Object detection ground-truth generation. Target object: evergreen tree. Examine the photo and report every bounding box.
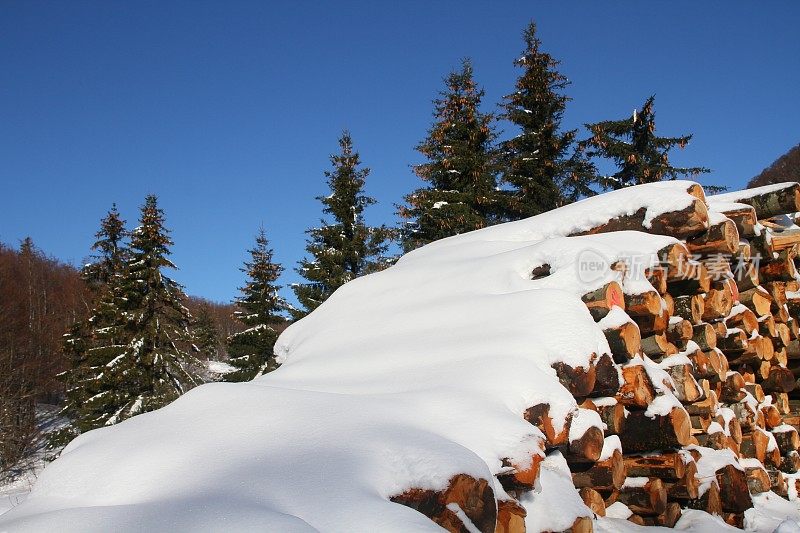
[82,204,127,290]
[193,303,220,361]
[498,22,596,219]
[55,196,203,441]
[104,194,204,422]
[54,284,128,443]
[54,208,131,444]
[581,96,709,190]
[226,228,287,381]
[293,131,392,317]
[398,59,499,252]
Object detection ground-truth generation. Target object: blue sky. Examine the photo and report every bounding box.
[2,1,798,304]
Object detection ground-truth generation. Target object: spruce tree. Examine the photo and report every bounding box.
[193,303,220,361]
[226,228,287,381]
[54,208,131,444]
[498,22,596,219]
[103,194,204,423]
[55,196,203,439]
[82,204,127,290]
[581,96,709,190]
[398,59,499,252]
[292,131,392,317]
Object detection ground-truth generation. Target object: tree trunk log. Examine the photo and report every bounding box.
[716,464,753,513]
[571,448,626,492]
[570,197,709,240]
[720,182,800,220]
[390,474,496,533]
[617,364,656,408]
[619,407,691,452]
[582,281,625,321]
[686,217,739,255]
[603,320,641,363]
[673,294,704,324]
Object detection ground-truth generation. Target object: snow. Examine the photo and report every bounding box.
[675,509,742,532]
[568,408,603,442]
[707,209,732,225]
[746,492,800,532]
[518,452,591,532]
[622,476,650,489]
[598,435,622,461]
[689,446,742,496]
[207,360,236,375]
[711,182,798,204]
[706,199,754,213]
[2,180,798,532]
[598,305,632,329]
[605,501,633,519]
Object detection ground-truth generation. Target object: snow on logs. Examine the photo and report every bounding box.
[195,180,800,533]
[390,474,497,533]
[504,181,800,531]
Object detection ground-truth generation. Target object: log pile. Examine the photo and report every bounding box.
[391,182,800,532]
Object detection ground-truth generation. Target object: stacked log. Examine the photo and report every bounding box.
[563,183,800,530]
[392,182,800,532]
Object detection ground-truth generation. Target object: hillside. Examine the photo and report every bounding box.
[748,144,800,189]
[3,182,800,532]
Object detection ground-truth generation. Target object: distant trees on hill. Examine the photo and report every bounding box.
[748,143,800,188]
[0,239,89,480]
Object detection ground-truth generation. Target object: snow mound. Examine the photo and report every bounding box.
[0,181,792,532]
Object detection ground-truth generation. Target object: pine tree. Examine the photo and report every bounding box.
[54,209,131,444]
[292,131,392,317]
[103,194,204,423]
[82,204,127,290]
[55,196,204,441]
[398,59,499,252]
[193,303,220,361]
[581,96,709,190]
[498,22,596,219]
[226,228,287,381]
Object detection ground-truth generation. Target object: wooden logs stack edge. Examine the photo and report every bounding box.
[391,182,800,532]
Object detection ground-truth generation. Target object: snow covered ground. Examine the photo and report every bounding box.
[2,181,800,531]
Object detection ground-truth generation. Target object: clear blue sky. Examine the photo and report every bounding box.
[2,1,799,304]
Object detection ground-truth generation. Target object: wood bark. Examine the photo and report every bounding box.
[602,320,641,363]
[390,474,496,533]
[723,182,800,219]
[686,217,739,255]
[570,198,709,240]
[612,478,667,516]
[582,281,625,321]
[571,448,626,492]
[673,294,704,324]
[616,364,656,408]
[619,407,691,452]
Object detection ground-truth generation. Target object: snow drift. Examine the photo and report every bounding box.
[2,181,800,532]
